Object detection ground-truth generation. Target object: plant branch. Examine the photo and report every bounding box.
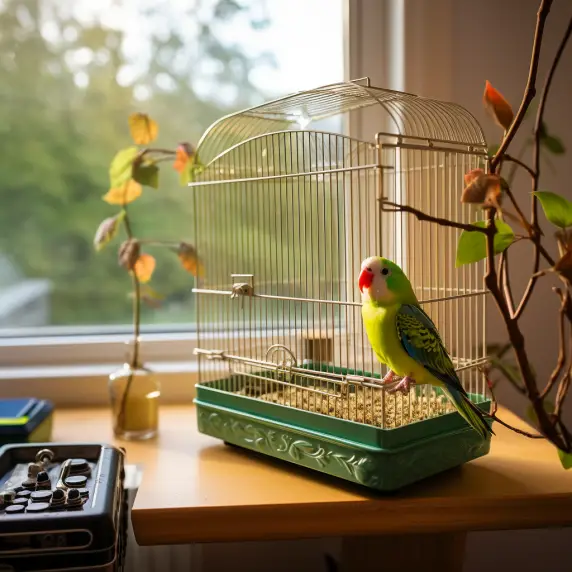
[541,287,569,399]
[515,13,572,321]
[506,140,532,186]
[490,0,553,171]
[555,371,571,419]
[503,154,536,179]
[503,186,533,231]
[138,239,180,248]
[513,245,542,319]
[116,205,142,433]
[499,252,515,316]
[482,367,543,438]
[533,12,572,210]
[495,361,527,394]
[483,206,567,447]
[380,200,488,234]
[487,412,545,439]
[140,148,177,157]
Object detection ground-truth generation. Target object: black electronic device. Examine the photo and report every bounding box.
[0,443,127,571]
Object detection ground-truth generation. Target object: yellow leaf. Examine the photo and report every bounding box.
[133,253,156,283]
[103,180,142,205]
[177,242,204,278]
[483,80,514,131]
[128,112,159,145]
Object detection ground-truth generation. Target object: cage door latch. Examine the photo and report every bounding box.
[230,274,255,309]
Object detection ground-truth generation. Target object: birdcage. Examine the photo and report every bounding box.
[190,78,492,491]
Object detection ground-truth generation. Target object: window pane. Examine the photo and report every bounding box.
[0,0,343,334]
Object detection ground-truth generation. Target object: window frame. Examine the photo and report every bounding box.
[0,0,454,405]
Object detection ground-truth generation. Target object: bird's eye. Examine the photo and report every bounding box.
[381,268,390,276]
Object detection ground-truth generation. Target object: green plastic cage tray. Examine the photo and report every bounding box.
[195,364,492,492]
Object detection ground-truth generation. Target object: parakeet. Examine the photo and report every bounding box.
[358,256,492,439]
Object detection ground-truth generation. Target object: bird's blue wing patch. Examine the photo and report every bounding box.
[396,304,467,394]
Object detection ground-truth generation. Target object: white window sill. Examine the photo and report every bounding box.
[0,362,198,407]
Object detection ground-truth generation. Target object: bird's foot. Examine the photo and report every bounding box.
[388,376,415,394]
[380,370,395,385]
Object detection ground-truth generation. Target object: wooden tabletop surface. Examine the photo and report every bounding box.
[53,405,572,546]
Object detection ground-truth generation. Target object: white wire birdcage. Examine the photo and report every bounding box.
[190,78,489,431]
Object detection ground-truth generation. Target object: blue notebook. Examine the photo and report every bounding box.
[0,398,37,421]
[0,398,54,443]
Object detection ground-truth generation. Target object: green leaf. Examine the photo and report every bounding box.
[109,146,139,188]
[455,220,515,267]
[179,161,203,186]
[558,449,572,470]
[179,163,193,186]
[133,162,159,189]
[487,144,500,157]
[533,191,572,229]
[541,134,565,155]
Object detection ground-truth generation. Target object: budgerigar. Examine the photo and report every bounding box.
[358,256,492,439]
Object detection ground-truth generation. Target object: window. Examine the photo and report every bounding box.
[0,0,343,369]
[0,0,454,402]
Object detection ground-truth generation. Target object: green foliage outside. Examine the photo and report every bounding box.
[0,0,272,326]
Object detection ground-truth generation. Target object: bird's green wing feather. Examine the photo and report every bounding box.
[396,304,467,394]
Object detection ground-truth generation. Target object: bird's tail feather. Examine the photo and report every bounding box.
[443,386,493,439]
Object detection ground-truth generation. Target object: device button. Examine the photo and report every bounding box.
[35,472,51,490]
[5,504,25,514]
[31,491,52,503]
[66,489,82,509]
[21,479,36,490]
[68,459,90,476]
[26,502,49,513]
[12,498,28,507]
[50,489,66,509]
[15,490,30,499]
[64,475,87,488]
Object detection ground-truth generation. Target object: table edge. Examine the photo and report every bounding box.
[131,492,572,545]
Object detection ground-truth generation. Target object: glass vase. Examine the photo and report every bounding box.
[108,359,160,440]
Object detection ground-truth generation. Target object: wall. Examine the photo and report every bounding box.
[451,0,572,570]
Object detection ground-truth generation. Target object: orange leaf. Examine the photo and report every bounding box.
[483,80,514,131]
[103,180,142,205]
[461,172,504,208]
[177,242,204,278]
[133,253,156,283]
[118,239,141,271]
[128,113,158,145]
[173,143,195,173]
[464,168,485,187]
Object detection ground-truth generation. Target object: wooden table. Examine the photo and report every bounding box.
[53,405,572,572]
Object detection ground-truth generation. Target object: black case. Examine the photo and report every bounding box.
[0,443,127,571]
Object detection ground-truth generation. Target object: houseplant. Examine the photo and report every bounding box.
[93,113,203,439]
[389,0,572,467]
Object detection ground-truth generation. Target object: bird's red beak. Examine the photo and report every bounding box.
[359,268,373,293]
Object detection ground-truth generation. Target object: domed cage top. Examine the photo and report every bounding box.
[190,78,489,433]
